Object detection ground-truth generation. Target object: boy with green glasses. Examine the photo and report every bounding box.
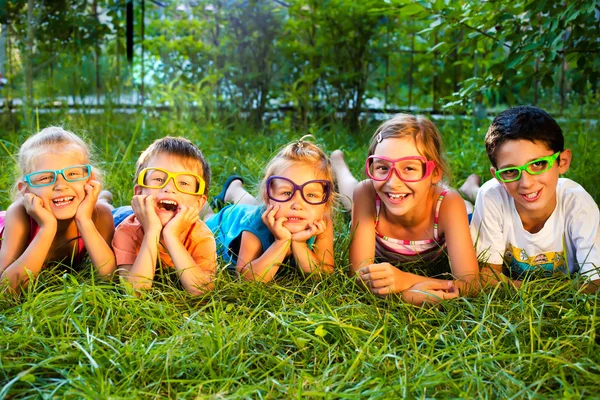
[469,106,599,290]
[112,137,217,295]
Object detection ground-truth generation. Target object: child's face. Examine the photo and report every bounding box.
[19,150,91,220]
[491,139,571,221]
[134,153,207,226]
[370,137,440,218]
[266,164,328,234]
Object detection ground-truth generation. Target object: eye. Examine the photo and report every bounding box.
[153,177,165,183]
[38,175,52,182]
[502,168,519,177]
[530,160,548,169]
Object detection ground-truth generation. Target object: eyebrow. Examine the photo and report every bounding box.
[497,153,554,169]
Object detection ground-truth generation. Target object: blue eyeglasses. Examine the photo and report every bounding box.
[23,165,92,187]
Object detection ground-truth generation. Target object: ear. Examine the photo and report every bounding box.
[134,185,143,195]
[195,194,207,209]
[17,180,29,194]
[490,167,501,183]
[558,149,572,174]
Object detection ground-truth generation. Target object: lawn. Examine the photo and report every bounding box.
[1,111,599,398]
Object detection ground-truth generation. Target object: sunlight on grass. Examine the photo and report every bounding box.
[0,113,598,397]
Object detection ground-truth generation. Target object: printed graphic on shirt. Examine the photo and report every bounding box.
[503,242,566,279]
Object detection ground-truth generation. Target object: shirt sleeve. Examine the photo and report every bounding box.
[188,223,218,273]
[112,219,143,266]
[565,192,600,281]
[470,182,506,265]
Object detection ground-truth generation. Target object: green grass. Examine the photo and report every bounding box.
[1,111,599,397]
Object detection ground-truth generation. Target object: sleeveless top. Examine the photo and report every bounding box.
[0,210,86,266]
[374,189,448,264]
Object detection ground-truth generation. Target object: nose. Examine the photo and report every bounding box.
[519,170,535,188]
[162,177,178,193]
[53,173,68,189]
[386,166,406,187]
[289,189,305,210]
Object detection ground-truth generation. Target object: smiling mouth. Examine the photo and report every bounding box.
[52,196,74,207]
[158,199,178,212]
[387,193,409,202]
[521,190,541,201]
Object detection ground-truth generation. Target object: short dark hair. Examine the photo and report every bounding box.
[135,136,211,195]
[485,106,564,168]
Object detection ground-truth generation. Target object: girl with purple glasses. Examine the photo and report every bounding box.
[332,114,478,305]
[204,136,335,282]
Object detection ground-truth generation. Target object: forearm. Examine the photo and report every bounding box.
[291,241,334,276]
[239,239,290,282]
[123,231,160,290]
[480,264,521,288]
[77,219,116,278]
[2,227,55,292]
[163,236,214,295]
[580,278,600,294]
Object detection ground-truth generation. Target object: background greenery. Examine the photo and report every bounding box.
[1,0,599,397]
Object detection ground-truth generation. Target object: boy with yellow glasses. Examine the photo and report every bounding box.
[112,137,216,295]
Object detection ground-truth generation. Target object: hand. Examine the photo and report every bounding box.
[131,195,162,234]
[357,262,403,296]
[75,178,102,223]
[403,280,459,305]
[163,205,200,239]
[291,218,327,243]
[261,204,291,241]
[22,193,57,230]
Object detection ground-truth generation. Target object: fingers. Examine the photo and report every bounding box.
[84,179,102,199]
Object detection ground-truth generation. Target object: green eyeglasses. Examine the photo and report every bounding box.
[138,167,206,195]
[494,152,561,183]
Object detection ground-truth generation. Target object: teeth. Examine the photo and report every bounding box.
[388,193,408,200]
[525,191,539,199]
[158,199,178,212]
[53,196,74,206]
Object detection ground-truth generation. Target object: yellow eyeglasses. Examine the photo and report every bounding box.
[137,167,206,195]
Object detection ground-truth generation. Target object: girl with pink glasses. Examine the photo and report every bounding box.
[332,114,478,305]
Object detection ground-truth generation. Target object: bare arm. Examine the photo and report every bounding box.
[437,190,480,295]
[348,181,377,276]
[480,262,522,288]
[0,198,57,293]
[76,200,116,278]
[236,231,290,282]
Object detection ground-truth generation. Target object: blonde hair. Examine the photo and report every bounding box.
[135,136,211,195]
[14,127,97,199]
[258,135,336,214]
[368,114,450,182]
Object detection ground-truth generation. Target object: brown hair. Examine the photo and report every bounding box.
[135,136,211,195]
[368,114,450,182]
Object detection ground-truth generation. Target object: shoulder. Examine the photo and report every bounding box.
[354,180,375,198]
[190,220,216,242]
[558,178,596,206]
[114,214,142,235]
[3,200,30,226]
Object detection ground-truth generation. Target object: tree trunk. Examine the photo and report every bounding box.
[26,0,34,107]
[408,29,415,109]
[93,0,101,105]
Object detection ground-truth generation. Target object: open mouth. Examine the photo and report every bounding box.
[387,193,409,203]
[521,190,541,202]
[157,199,178,212]
[52,196,74,207]
[285,217,304,223]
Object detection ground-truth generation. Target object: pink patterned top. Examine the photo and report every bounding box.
[374,189,448,264]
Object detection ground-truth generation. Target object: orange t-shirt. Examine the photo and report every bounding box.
[112,214,216,272]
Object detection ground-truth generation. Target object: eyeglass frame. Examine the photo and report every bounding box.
[137,167,206,195]
[23,164,92,188]
[266,176,331,205]
[494,152,561,183]
[365,155,437,182]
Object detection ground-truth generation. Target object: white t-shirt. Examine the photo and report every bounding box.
[470,178,600,281]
